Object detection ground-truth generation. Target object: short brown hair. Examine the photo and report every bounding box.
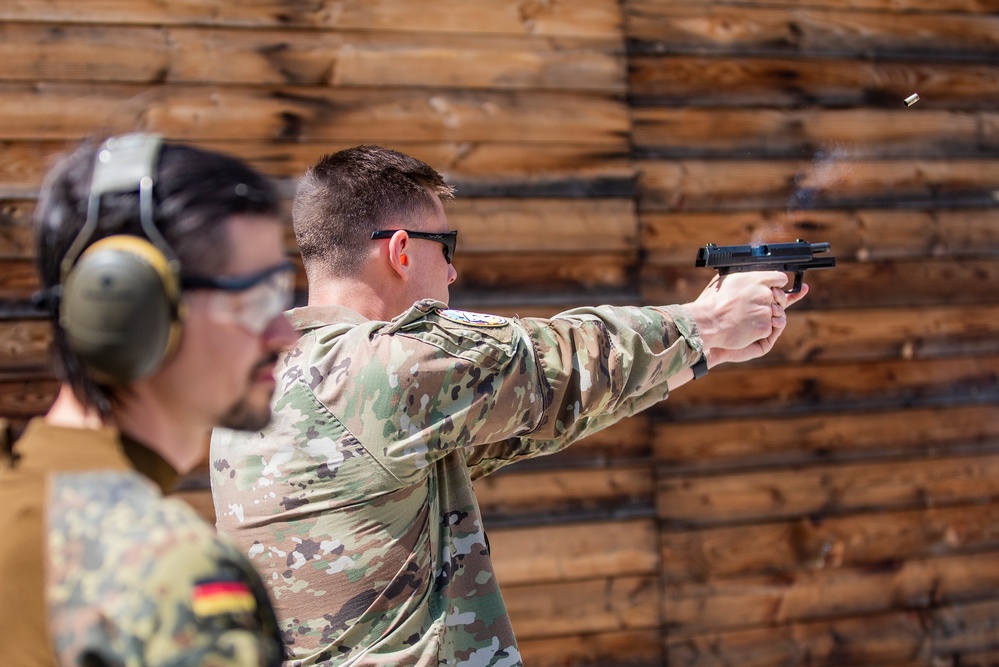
[292,145,454,279]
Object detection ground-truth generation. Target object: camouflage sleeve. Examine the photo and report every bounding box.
[310,301,700,481]
[462,304,702,477]
[138,538,285,667]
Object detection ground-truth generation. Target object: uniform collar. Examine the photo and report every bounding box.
[119,431,180,493]
[9,418,179,493]
[288,304,368,332]
[287,299,447,332]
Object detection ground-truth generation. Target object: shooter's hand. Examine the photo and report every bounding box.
[683,271,808,366]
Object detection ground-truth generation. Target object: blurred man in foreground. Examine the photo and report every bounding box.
[0,134,298,665]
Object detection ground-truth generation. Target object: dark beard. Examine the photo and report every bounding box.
[219,398,271,432]
[219,354,278,432]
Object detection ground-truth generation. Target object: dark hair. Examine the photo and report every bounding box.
[292,145,454,279]
[34,137,283,414]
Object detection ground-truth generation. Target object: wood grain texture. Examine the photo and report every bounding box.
[641,208,999,265]
[488,519,659,586]
[665,552,999,635]
[637,158,999,212]
[653,355,999,419]
[664,599,999,666]
[653,404,999,469]
[4,1,999,663]
[0,0,624,36]
[503,575,660,638]
[0,24,624,91]
[658,453,999,525]
[0,83,630,145]
[633,108,998,158]
[518,630,662,667]
[626,3,999,58]
[661,503,999,582]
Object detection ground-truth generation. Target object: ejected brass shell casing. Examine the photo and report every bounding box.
[903,93,920,107]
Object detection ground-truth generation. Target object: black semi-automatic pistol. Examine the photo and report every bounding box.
[695,240,836,294]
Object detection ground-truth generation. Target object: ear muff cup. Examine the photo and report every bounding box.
[59,235,183,385]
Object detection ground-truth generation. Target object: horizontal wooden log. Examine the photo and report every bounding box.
[777,304,999,364]
[517,629,662,667]
[0,259,40,300]
[456,252,635,292]
[452,198,638,253]
[0,0,624,37]
[658,452,999,526]
[473,465,653,518]
[626,4,999,59]
[642,259,999,310]
[661,503,999,582]
[665,552,999,637]
[0,140,635,198]
[0,199,36,256]
[957,649,999,667]
[489,519,659,585]
[0,376,57,418]
[0,24,623,92]
[0,83,629,145]
[654,354,999,419]
[1,196,638,257]
[503,575,660,639]
[637,158,999,212]
[631,0,999,11]
[641,208,999,266]
[664,610,929,667]
[630,55,999,109]
[0,320,49,370]
[666,597,999,666]
[633,108,997,158]
[653,404,999,470]
[934,598,999,656]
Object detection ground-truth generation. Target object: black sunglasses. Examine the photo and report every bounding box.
[371,229,458,264]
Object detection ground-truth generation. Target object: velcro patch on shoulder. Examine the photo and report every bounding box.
[436,309,509,328]
[192,579,257,617]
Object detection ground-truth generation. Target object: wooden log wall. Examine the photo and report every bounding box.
[3,1,999,665]
[631,2,999,666]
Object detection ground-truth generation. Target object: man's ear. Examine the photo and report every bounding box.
[386,229,410,280]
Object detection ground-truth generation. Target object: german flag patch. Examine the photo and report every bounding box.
[192,579,257,617]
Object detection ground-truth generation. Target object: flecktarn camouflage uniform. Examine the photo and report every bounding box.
[211,299,702,666]
[0,419,284,666]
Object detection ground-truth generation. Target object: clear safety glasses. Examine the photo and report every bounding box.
[181,261,296,334]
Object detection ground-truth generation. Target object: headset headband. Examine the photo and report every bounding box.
[60,133,178,283]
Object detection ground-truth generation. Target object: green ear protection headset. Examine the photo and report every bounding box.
[57,133,184,385]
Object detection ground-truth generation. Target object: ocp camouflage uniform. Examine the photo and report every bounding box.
[0,419,284,666]
[210,299,703,666]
